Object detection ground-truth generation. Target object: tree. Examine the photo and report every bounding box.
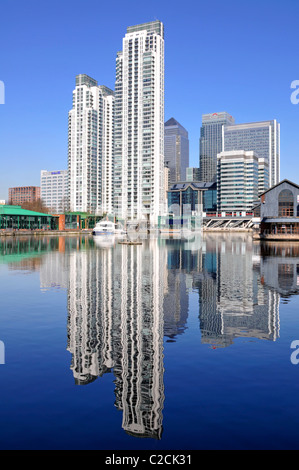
[21,199,51,214]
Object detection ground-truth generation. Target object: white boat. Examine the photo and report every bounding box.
[92,220,126,236]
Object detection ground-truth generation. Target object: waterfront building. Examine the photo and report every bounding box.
[0,205,57,230]
[68,74,114,214]
[8,186,40,206]
[167,181,217,215]
[164,118,189,186]
[113,20,165,224]
[217,150,260,214]
[186,167,200,182]
[223,120,280,187]
[199,112,235,183]
[40,170,69,214]
[259,179,299,238]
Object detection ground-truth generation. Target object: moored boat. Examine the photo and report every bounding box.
[92,220,126,236]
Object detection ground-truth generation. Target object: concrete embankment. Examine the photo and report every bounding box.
[0,230,93,237]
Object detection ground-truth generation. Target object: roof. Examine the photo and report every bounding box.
[263,217,299,223]
[259,179,299,196]
[164,117,187,131]
[169,181,216,191]
[0,205,53,217]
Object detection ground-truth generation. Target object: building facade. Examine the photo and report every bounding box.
[68,74,114,214]
[186,167,200,182]
[8,186,40,206]
[40,170,69,214]
[168,181,217,215]
[164,118,189,186]
[113,20,165,224]
[217,150,260,214]
[0,205,56,230]
[223,120,280,187]
[259,179,299,237]
[199,112,235,183]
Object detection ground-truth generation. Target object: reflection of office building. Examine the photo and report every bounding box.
[163,270,189,340]
[40,240,69,291]
[196,235,280,347]
[164,118,189,186]
[67,240,165,439]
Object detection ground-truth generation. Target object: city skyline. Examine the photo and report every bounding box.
[0,0,299,200]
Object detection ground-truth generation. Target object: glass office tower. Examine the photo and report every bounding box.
[223,120,280,188]
[199,112,235,182]
[217,150,260,214]
[186,167,200,182]
[164,118,189,185]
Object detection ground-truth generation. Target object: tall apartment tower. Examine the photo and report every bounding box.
[223,120,280,188]
[68,74,114,214]
[114,20,165,224]
[164,118,189,186]
[199,112,235,182]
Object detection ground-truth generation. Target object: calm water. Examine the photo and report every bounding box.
[1,233,299,450]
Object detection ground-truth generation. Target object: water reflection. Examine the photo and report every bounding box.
[2,234,299,439]
[67,240,166,439]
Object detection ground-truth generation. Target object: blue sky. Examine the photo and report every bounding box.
[0,0,298,200]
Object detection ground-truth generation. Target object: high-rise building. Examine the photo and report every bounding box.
[68,74,114,214]
[223,120,280,187]
[164,118,189,185]
[113,21,165,224]
[186,167,200,182]
[8,186,40,205]
[199,112,235,182]
[217,150,260,214]
[40,170,69,214]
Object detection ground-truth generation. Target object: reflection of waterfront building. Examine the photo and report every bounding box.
[260,243,299,300]
[66,240,165,439]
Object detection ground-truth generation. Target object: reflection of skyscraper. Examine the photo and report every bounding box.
[67,249,115,384]
[196,235,280,347]
[66,239,166,439]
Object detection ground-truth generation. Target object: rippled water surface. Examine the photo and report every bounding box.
[1,233,299,450]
